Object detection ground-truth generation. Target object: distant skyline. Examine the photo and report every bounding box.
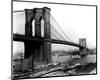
[13,1,96,55]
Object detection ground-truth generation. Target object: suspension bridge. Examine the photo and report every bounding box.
[13,7,88,64]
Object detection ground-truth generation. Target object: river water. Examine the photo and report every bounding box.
[42,54,96,77]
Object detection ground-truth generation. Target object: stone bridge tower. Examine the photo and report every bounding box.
[24,7,51,64]
[79,38,87,56]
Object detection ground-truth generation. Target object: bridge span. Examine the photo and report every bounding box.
[13,7,87,67]
[13,34,84,48]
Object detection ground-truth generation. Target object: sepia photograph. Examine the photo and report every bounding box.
[12,0,97,79]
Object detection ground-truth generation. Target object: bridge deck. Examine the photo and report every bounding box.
[13,34,83,48]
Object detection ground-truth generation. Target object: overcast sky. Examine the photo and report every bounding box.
[13,1,96,55]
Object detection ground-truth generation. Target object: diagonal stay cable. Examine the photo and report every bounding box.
[51,32,61,40]
[50,13,73,42]
[51,31,64,40]
[41,22,66,40]
[50,24,66,41]
[50,14,71,41]
[41,23,61,40]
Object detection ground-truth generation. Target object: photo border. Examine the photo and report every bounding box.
[11,0,97,79]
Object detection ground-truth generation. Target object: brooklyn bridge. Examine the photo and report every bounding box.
[13,7,87,60]
[13,6,96,79]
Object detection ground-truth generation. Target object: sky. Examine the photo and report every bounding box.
[13,1,96,55]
